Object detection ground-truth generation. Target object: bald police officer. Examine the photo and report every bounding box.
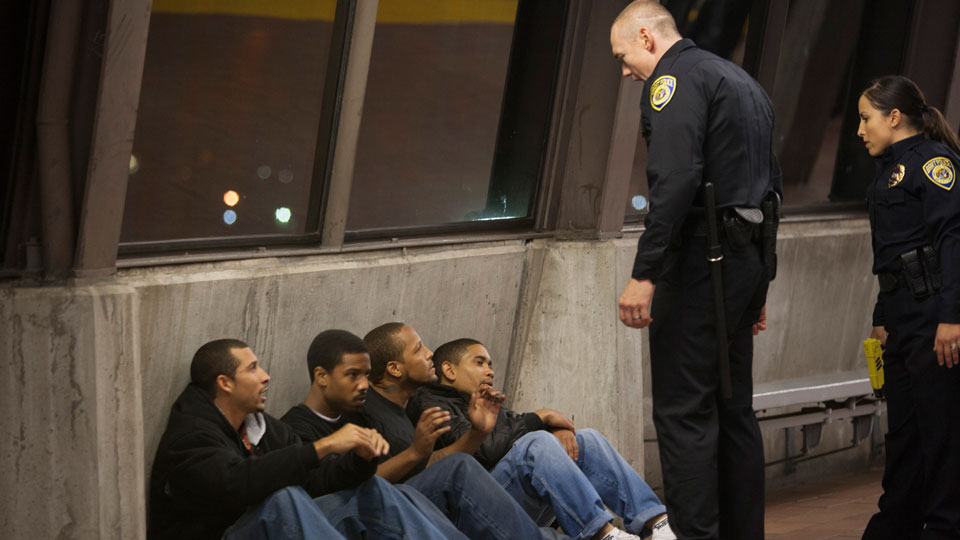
[610,2,782,539]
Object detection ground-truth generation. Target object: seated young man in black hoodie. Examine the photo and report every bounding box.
[281,329,569,540]
[408,337,678,540]
[148,338,467,540]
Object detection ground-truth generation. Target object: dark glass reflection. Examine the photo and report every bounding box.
[347,3,519,231]
[122,3,334,243]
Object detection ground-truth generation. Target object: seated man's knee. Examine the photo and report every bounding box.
[262,486,312,508]
[434,452,483,476]
[575,428,622,461]
[515,430,564,456]
[424,452,487,485]
[358,474,395,498]
[575,428,611,449]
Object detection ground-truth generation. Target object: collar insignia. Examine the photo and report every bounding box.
[888,164,905,187]
[922,157,955,191]
[650,75,676,111]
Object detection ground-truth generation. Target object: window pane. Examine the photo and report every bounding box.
[773,0,913,206]
[347,1,522,231]
[122,1,336,243]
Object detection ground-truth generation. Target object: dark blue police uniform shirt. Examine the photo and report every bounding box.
[633,39,782,282]
[868,133,960,324]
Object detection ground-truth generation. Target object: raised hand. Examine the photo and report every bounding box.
[411,407,452,458]
[468,387,504,434]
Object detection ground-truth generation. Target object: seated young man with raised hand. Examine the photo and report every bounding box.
[281,329,569,540]
[408,338,677,540]
[148,338,467,540]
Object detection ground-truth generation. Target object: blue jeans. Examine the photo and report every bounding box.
[490,429,667,539]
[404,453,569,540]
[315,476,468,539]
[224,478,467,539]
[223,486,345,540]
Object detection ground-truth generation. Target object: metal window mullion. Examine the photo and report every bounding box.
[320,0,378,248]
[534,0,586,232]
[73,0,152,277]
[597,77,644,238]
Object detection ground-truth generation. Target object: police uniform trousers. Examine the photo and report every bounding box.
[649,235,767,540]
[862,288,960,540]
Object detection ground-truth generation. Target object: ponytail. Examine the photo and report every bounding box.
[922,105,960,155]
[863,75,960,155]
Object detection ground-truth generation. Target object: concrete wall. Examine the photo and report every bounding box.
[1,285,145,539]
[0,217,880,539]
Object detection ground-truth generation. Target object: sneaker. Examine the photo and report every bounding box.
[600,527,641,540]
[650,516,677,540]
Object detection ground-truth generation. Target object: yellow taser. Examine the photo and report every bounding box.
[863,338,885,398]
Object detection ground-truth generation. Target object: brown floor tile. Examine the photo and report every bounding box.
[764,468,883,540]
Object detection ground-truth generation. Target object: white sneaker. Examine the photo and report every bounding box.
[650,516,677,540]
[599,527,641,540]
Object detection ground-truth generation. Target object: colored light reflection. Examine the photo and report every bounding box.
[223,190,240,207]
[631,195,648,211]
[275,207,292,224]
[223,209,237,225]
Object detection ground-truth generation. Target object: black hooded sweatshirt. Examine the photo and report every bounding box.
[148,384,358,540]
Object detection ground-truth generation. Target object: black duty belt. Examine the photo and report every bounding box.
[682,210,760,251]
[877,245,941,298]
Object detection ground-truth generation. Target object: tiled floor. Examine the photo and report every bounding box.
[765,468,883,539]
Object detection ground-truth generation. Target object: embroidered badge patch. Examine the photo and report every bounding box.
[888,164,905,187]
[650,75,676,111]
[922,157,956,190]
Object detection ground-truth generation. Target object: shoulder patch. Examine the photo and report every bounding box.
[650,75,676,112]
[888,164,905,187]
[922,157,955,191]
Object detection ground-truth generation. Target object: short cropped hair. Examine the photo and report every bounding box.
[613,0,679,40]
[307,329,368,382]
[190,339,249,398]
[433,338,484,378]
[364,322,406,383]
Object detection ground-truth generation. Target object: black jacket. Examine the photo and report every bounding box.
[634,39,782,282]
[280,404,378,489]
[148,384,326,540]
[406,383,544,469]
[868,134,960,325]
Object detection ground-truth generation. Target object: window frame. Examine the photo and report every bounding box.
[116,0,572,257]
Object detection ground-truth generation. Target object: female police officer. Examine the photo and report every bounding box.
[858,75,960,539]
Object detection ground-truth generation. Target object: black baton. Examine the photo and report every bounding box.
[704,182,732,400]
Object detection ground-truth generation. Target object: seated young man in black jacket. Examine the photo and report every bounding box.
[408,337,678,540]
[148,338,467,540]
[281,329,569,540]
